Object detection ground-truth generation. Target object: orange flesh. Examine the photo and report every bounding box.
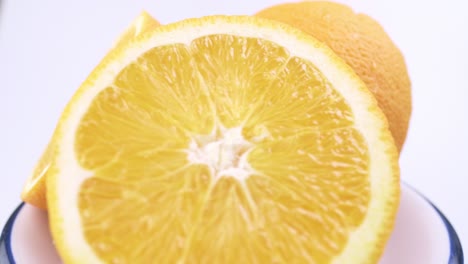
[76,34,370,263]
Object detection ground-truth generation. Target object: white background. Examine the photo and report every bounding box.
[1,0,467,256]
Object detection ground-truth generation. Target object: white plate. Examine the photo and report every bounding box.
[0,184,463,264]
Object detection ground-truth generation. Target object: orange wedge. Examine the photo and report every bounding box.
[20,11,160,209]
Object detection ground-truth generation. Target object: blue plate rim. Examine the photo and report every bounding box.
[0,185,464,264]
[403,183,464,264]
[1,202,24,264]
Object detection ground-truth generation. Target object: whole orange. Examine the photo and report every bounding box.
[256,1,412,152]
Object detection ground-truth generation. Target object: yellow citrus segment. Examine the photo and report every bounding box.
[48,16,399,264]
[20,11,160,209]
[79,164,212,261]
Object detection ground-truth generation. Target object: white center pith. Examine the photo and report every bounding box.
[187,126,254,181]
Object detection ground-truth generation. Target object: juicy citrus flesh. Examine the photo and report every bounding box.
[20,11,160,209]
[77,36,369,263]
[48,16,399,264]
[256,1,412,152]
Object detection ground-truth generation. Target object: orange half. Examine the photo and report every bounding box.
[47,15,399,263]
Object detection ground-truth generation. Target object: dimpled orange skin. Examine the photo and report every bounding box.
[256,1,412,152]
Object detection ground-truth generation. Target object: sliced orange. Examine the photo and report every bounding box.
[20,11,160,209]
[47,16,399,263]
